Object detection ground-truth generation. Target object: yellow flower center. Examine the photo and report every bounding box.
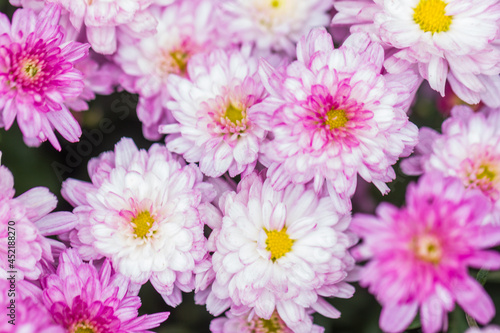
[253,312,290,332]
[413,0,452,34]
[170,50,189,74]
[75,328,94,333]
[265,228,294,261]
[131,211,155,238]
[24,63,39,78]
[476,164,496,182]
[71,322,96,333]
[325,109,348,130]
[270,0,281,8]
[224,104,245,125]
[413,234,442,264]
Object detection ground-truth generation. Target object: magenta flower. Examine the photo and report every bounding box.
[42,249,169,333]
[0,162,76,281]
[0,279,65,333]
[258,27,417,213]
[402,105,500,223]
[351,172,500,333]
[0,4,89,150]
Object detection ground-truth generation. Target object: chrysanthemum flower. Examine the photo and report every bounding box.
[0,163,76,280]
[351,172,500,333]
[46,0,159,54]
[258,27,417,213]
[218,0,332,56]
[205,172,356,333]
[116,0,221,140]
[210,309,325,333]
[332,0,500,106]
[42,249,169,332]
[160,47,268,178]
[0,4,89,150]
[402,105,500,223]
[61,137,218,306]
[0,279,65,333]
[9,0,45,11]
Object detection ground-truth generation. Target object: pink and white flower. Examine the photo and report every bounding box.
[332,0,500,106]
[61,137,218,306]
[46,0,161,54]
[160,47,268,178]
[351,172,500,333]
[0,162,76,280]
[218,0,332,56]
[258,27,418,213]
[116,0,221,140]
[402,105,500,223]
[0,4,89,150]
[210,309,325,333]
[42,249,169,332]
[204,172,356,333]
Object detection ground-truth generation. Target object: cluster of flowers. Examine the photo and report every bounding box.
[1,0,500,332]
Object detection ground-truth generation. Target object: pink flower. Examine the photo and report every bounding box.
[0,279,65,333]
[0,4,89,150]
[42,249,169,332]
[210,309,325,333]
[204,172,356,333]
[402,105,500,223]
[160,47,268,178]
[258,27,417,213]
[332,0,500,107]
[61,137,218,307]
[47,0,158,54]
[351,172,500,333]
[0,163,76,281]
[115,0,222,140]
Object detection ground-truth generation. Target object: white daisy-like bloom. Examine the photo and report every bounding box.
[218,0,332,56]
[401,105,500,223]
[61,137,219,306]
[204,172,356,333]
[160,47,268,178]
[332,0,500,106]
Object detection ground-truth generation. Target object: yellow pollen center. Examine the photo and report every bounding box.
[72,322,96,333]
[265,228,294,261]
[256,312,288,332]
[131,211,155,238]
[413,234,442,264]
[23,62,39,78]
[325,109,348,130]
[477,164,496,182]
[224,104,245,124]
[413,0,452,34]
[75,328,94,333]
[170,50,189,74]
[271,0,280,8]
